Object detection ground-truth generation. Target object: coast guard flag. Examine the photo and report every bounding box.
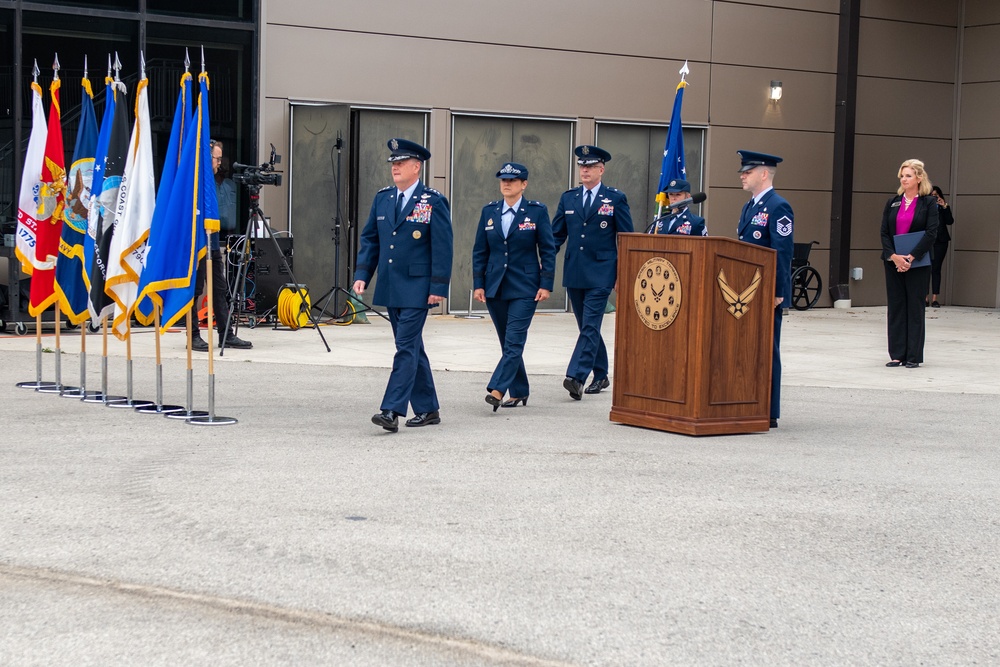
[655,77,689,209]
[87,78,130,322]
[105,76,155,339]
[135,71,214,333]
[135,70,193,326]
[28,77,70,316]
[54,73,99,325]
[14,80,48,276]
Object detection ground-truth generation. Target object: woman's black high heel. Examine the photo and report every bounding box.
[501,397,528,408]
[485,393,502,412]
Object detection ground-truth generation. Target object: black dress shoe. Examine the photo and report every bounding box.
[191,335,209,352]
[405,411,441,427]
[931,301,940,308]
[371,410,398,432]
[563,377,583,400]
[885,360,903,367]
[769,418,778,428]
[584,377,610,394]
[502,397,528,408]
[223,333,253,349]
[905,361,920,368]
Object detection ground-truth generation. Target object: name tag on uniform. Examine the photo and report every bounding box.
[566,210,575,215]
[891,201,901,208]
[377,215,386,221]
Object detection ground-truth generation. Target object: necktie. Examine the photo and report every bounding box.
[583,190,593,217]
[397,192,406,219]
[502,208,515,237]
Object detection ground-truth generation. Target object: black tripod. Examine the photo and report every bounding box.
[223,187,330,354]
[312,133,388,323]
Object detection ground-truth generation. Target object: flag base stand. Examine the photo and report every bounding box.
[60,388,100,399]
[82,392,126,404]
[136,366,185,414]
[37,383,74,395]
[17,381,58,390]
[136,403,186,415]
[166,369,208,419]
[107,398,154,409]
[165,409,209,420]
[186,375,237,426]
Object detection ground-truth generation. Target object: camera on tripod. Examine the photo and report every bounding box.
[232,143,283,188]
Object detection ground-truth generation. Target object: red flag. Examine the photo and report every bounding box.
[29,77,68,316]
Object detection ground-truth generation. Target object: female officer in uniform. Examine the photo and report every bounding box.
[472,162,556,410]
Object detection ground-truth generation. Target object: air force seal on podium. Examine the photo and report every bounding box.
[634,257,681,331]
[717,267,762,319]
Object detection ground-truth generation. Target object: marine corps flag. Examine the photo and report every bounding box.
[105,74,155,339]
[54,71,99,325]
[28,74,70,316]
[135,71,214,333]
[87,77,130,322]
[14,74,48,278]
[134,70,193,326]
[655,62,690,209]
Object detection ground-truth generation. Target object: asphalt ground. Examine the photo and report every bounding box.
[1,306,998,666]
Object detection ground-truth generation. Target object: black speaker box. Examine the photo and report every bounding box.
[253,237,294,313]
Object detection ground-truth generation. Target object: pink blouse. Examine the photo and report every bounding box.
[896,197,916,236]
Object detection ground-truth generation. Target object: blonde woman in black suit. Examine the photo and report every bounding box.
[880,159,939,368]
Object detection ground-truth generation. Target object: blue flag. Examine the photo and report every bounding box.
[134,71,193,326]
[84,77,115,296]
[656,80,688,208]
[87,79,130,322]
[54,75,99,325]
[135,71,215,333]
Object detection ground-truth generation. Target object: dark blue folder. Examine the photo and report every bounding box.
[893,231,931,268]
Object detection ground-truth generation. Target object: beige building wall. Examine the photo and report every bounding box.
[257,0,1000,309]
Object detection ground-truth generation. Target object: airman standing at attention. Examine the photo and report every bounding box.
[736,150,793,429]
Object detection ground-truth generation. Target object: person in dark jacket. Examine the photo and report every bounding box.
[472,162,556,410]
[880,159,939,369]
[928,185,953,308]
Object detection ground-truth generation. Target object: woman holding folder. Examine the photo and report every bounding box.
[880,159,939,368]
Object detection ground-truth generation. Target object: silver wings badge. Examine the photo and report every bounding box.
[717,268,762,319]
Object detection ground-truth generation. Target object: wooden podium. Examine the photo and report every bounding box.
[610,233,776,435]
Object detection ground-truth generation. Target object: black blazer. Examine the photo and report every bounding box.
[880,194,939,261]
[935,205,954,244]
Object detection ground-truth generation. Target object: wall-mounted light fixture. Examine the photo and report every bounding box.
[769,80,783,102]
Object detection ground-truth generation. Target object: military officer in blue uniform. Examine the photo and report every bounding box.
[736,150,793,429]
[650,178,708,236]
[552,145,634,399]
[353,139,454,433]
[472,162,556,410]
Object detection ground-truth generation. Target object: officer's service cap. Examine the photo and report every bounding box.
[663,178,691,193]
[737,150,783,173]
[574,145,612,165]
[387,138,431,162]
[496,162,528,180]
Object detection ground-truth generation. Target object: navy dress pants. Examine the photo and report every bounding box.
[381,307,439,416]
[485,296,538,398]
[566,287,611,384]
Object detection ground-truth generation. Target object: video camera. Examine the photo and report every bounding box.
[233,143,283,188]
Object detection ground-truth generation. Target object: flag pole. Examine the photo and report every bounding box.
[16,60,56,391]
[136,302,184,414]
[167,309,209,419]
[188,48,236,426]
[36,56,73,395]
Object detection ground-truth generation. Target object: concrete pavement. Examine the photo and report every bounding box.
[1,305,998,666]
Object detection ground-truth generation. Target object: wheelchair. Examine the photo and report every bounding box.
[791,241,822,310]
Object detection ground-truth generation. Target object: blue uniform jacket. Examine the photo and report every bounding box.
[354,181,454,308]
[653,207,707,236]
[737,189,793,303]
[472,199,556,299]
[552,184,633,289]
